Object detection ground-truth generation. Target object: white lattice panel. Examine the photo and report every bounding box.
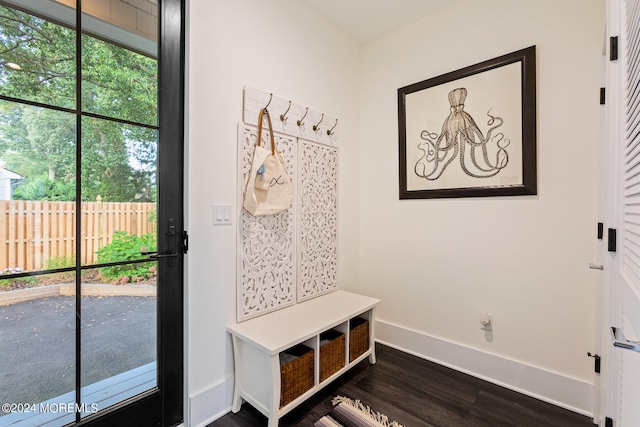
[237,124,296,322]
[297,139,339,301]
[237,88,340,321]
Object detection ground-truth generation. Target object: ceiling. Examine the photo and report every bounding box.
[302,0,459,43]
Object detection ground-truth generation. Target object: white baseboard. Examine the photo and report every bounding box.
[375,319,594,418]
[188,376,234,427]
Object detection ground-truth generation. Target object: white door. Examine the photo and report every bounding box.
[603,0,640,426]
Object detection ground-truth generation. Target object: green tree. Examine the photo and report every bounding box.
[12,174,75,201]
[0,5,76,108]
[1,106,76,181]
[0,4,157,202]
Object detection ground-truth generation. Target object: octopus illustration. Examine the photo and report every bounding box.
[415,87,510,181]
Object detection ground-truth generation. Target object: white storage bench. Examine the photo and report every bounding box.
[227,290,380,427]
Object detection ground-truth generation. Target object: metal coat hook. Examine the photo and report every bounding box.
[313,113,324,132]
[264,93,272,111]
[327,119,338,136]
[280,101,291,122]
[297,107,308,127]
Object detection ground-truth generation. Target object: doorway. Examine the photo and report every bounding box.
[0,0,184,425]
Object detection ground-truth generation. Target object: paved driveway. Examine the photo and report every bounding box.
[0,295,156,405]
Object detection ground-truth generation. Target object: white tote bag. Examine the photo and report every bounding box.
[243,108,293,216]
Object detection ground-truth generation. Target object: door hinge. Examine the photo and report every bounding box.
[598,222,604,239]
[182,230,189,254]
[608,228,617,252]
[610,36,619,61]
[587,352,601,374]
[600,88,606,105]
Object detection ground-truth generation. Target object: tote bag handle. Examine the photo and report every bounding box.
[257,108,276,155]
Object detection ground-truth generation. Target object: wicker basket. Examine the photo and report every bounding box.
[319,330,346,382]
[279,344,314,408]
[349,317,369,362]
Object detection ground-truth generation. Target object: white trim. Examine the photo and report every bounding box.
[375,319,594,417]
[188,376,234,427]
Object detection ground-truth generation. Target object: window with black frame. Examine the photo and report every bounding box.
[0,1,182,425]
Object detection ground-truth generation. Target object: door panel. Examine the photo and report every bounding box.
[0,0,184,425]
[606,0,640,425]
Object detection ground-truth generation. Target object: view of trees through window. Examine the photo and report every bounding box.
[0,4,159,282]
[0,4,157,204]
[0,3,161,419]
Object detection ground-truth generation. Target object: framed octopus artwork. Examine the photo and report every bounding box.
[398,46,537,199]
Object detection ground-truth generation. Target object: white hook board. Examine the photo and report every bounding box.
[243,86,339,147]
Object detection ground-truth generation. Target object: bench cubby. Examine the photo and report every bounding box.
[227,290,380,427]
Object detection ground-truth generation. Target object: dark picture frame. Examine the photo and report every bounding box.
[398,46,537,199]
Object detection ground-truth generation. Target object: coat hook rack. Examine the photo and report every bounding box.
[297,107,308,127]
[313,113,324,132]
[243,86,340,146]
[327,119,338,136]
[280,101,291,122]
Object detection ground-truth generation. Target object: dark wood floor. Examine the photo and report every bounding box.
[210,344,595,427]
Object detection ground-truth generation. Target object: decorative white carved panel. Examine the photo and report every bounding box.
[237,87,340,321]
[237,124,296,322]
[297,140,339,301]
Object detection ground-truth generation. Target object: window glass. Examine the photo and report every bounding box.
[82,35,158,126]
[80,265,157,416]
[0,100,77,273]
[0,5,76,109]
[80,116,157,205]
[0,272,76,427]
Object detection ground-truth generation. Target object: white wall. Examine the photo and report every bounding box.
[187,0,605,423]
[186,1,361,425]
[359,0,604,416]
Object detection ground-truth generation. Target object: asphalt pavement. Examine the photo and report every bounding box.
[0,295,156,406]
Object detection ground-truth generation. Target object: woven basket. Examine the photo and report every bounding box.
[279,344,314,408]
[349,317,369,362]
[319,330,346,382]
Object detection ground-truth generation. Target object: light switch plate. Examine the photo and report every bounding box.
[213,204,232,226]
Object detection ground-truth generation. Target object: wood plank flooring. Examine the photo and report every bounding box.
[209,344,595,427]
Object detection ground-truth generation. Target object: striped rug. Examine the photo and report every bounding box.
[314,396,405,427]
